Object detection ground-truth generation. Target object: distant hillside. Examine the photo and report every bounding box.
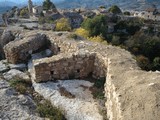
[0,0,160,11]
[0,6,12,14]
[56,0,160,10]
[0,0,17,7]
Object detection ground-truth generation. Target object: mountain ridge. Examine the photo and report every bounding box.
[0,0,160,11]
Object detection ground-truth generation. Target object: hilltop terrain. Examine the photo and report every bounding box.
[0,0,160,10]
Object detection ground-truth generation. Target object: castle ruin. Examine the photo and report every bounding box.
[3,30,160,120]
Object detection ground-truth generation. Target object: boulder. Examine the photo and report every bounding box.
[3,33,50,64]
[0,30,15,59]
[0,79,43,120]
[9,63,27,71]
[3,69,30,81]
[0,60,9,73]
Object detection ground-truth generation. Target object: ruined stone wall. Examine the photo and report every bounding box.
[3,34,49,63]
[93,53,107,79]
[49,36,79,54]
[5,30,160,120]
[33,51,95,82]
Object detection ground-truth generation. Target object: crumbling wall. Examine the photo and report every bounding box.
[6,30,160,120]
[93,53,107,79]
[3,33,49,64]
[33,51,95,82]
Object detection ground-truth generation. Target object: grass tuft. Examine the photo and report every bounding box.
[36,100,66,120]
[9,76,32,94]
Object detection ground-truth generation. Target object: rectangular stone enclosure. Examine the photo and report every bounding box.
[33,51,107,82]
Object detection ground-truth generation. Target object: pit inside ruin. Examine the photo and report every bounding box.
[32,50,107,83]
[31,49,108,119]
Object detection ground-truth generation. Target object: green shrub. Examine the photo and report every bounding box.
[55,18,71,31]
[9,76,32,94]
[37,100,66,120]
[136,55,150,70]
[90,77,106,99]
[81,15,108,39]
[108,5,122,14]
[68,34,78,40]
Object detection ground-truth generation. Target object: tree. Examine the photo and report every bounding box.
[111,36,120,45]
[99,6,106,9]
[124,11,130,16]
[153,57,160,70]
[81,15,108,39]
[40,12,44,17]
[43,0,56,11]
[108,5,122,14]
[20,8,29,18]
[55,18,71,31]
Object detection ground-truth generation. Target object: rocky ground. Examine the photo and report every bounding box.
[0,61,105,120]
[33,80,103,120]
[0,46,106,120]
[0,73,43,120]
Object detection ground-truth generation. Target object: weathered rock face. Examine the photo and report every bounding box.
[0,30,15,47]
[0,30,15,59]
[3,69,30,81]
[3,33,50,64]
[0,79,43,120]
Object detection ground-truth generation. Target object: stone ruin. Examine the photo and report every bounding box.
[2,30,160,120]
[3,33,50,63]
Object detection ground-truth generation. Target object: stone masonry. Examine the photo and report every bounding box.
[33,51,95,82]
[3,30,160,120]
[3,33,49,63]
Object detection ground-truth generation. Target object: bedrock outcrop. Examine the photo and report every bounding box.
[3,30,160,120]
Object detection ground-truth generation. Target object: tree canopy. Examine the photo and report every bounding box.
[108,5,122,14]
[81,15,108,39]
[43,0,56,11]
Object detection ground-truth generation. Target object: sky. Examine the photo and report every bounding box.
[3,0,63,4]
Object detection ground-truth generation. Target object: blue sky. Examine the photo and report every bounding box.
[5,0,63,3]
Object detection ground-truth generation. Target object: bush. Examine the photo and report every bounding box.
[37,100,66,120]
[153,57,160,70]
[20,8,29,17]
[136,55,150,70]
[39,16,54,24]
[75,28,90,38]
[67,34,78,40]
[81,15,108,39]
[111,36,120,45]
[124,11,130,16]
[88,35,108,44]
[90,77,106,99]
[9,76,32,94]
[55,18,71,31]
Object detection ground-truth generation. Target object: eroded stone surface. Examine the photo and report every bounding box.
[33,80,103,120]
[0,79,43,120]
[3,69,30,80]
[0,60,9,73]
[3,33,49,63]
